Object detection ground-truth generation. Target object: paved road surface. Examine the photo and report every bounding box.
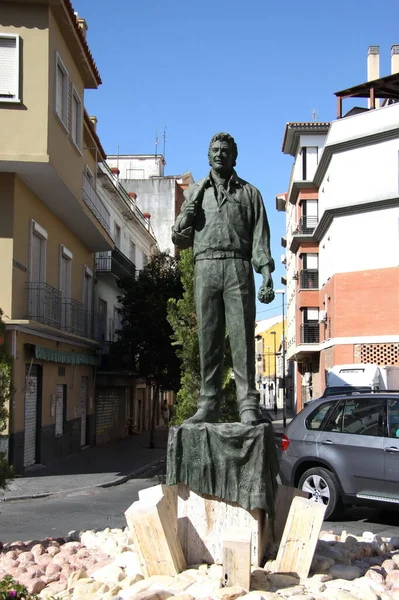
[1,467,399,543]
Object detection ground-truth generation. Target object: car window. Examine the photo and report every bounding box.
[324,401,345,432]
[387,399,399,438]
[342,397,384,437]
[306,401,337,430]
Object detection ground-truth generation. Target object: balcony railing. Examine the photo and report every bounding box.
[27,282,62,329]
[298,216,318,234]
[27,283,105,342]
[300,323,320,344]
[82,172,113,238]
[300,269,319,289]
[95,248,136,279]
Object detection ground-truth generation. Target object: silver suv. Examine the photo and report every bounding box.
[279,392,399,519]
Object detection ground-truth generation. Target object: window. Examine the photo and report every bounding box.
[83,265,93,338]
[0,34,20,102]
[60,245,72,329]
[142,254,149,268]
[29,221,47,321]
[70,86,82,149]
[114,222,121,248]
[306,401,336,431]
[342,398,384,437]
[55,53,68,127]
[387,399,399,438]
[130,240,136,265]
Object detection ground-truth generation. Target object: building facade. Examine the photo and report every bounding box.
[0,0,115,471]
[277,47,399,412]
[107,155,193,254]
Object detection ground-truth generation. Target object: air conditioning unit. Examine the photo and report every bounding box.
[319,310,327,323]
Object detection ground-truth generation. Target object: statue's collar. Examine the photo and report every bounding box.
[205,170,242,191]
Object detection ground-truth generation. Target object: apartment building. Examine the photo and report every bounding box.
[0,0,113,472]
[277,46,399,412]
[107,154,193,254]
[91,157,158,443]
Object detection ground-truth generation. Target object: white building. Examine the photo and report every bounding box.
[107,155,193,254]
[277,45,399,412]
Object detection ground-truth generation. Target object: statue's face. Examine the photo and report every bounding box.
[209,140,234,175]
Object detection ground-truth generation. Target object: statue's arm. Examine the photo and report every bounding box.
[252,190,275,304]
[171,191,196,249]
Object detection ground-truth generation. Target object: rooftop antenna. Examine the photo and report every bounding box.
[116,144,120,171]
[312,109,318,122]
[163,126,167,163]
[155,130,158,158]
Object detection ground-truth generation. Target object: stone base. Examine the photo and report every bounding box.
[166,422,279,513]
[176,484,270,566]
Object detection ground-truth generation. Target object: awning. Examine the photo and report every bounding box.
[33,345,100,366]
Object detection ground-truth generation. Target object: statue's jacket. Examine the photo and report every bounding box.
[172,171,275,274]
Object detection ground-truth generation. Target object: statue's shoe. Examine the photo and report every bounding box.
[183,407,219,424]
[240,409,260,426]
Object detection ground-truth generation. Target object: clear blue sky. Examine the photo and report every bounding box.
[74,0,399,319]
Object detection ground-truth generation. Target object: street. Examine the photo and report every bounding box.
[1,471,399,543]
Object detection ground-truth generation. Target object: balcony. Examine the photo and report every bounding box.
[300,323,320,344]
[300,269,319,289]
[27,282,62,329]
[82,172,113,238]
[95,248,136,279]
[27,282,105,342]
[289,216,319,253]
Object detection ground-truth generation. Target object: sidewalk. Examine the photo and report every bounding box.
[0,427,169,502]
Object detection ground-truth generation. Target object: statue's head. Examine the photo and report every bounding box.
[208,132,238,175]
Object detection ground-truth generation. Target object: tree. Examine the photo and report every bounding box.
[167,249,239,424]
[117,251,183,448]
[0,309,14,489]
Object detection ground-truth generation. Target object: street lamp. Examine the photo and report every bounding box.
[270,331,277,415]
[275,290,286,428]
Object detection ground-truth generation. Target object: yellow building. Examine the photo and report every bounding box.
[255,316,285,408]
[0,0,114,472]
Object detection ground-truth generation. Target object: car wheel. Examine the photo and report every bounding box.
[298,467,342,520]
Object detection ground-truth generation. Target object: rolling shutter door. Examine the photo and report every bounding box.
[95,388,125,444]
[24,365,38,468]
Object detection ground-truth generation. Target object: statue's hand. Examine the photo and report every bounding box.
[258,268,274,304]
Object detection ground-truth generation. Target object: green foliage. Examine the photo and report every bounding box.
[116,251,183,392]
[0,310,13,490]
[167,250,239,425]
[0,574,38,599]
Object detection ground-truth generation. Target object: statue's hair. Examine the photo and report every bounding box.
[208,132,238,167]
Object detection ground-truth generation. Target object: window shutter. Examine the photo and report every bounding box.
[56,64,63,116]
[31,234,43,282]
[0,36,17,99]
[67,79,72,132]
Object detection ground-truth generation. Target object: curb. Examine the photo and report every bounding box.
[0,456,166,503]
[100,456,166,488]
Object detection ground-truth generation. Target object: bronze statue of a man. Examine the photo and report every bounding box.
[172,132,275,426]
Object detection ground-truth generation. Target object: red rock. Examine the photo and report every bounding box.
[387,571,399,587]
[4,550,19,560]
[27,578,46,594]
[2,559,19,570]
[31,543,45,557]
[46,563,62,577]
[36,554,51,568]
[76,548,91,559]
[19,551,34,563]
[382,559,397,572]
[365,568,385,583]
[26,565,43,577]
[47,545,60,556]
